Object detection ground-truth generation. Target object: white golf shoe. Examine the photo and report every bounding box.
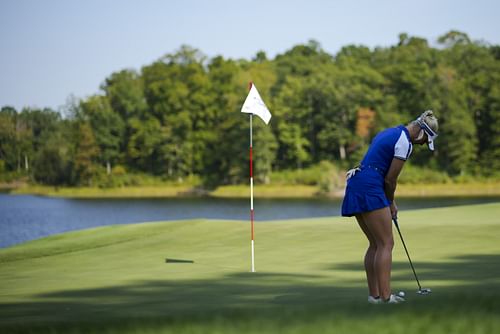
[368,296,381,304]
[384,294,405,304]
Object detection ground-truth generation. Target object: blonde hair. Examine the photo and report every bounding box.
[415,110,439,133]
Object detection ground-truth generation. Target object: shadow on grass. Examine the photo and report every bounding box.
[331,254,500,284]
[1,254,500,333]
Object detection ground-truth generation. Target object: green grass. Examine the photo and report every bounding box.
[211,184,319,198]
[212,182,500,198]
[8,184,195,198]
[1,203,500,333]
[8,182,500,199]
[395,182,500,197]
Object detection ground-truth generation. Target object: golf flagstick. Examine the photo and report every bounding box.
[250,113,255,272]
[241,82,272,273]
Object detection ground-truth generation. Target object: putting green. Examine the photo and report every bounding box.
[1,203,499,333]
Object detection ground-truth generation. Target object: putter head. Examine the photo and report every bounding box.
[417,288,432,295]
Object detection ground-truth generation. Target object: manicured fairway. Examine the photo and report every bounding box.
[1,203,499,333]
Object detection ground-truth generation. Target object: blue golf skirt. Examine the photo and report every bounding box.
[341,167,390,217]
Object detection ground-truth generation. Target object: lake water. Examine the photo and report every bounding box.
[1,194,499,249]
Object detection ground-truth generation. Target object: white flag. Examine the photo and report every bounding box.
[241,84,272,125]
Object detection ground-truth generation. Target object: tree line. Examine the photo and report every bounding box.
[1,31,499,188]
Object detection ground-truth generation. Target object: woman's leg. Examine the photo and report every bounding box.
[355,214,379,298]
[360,206,394,300]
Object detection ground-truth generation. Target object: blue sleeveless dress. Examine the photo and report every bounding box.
[341,125,412,217]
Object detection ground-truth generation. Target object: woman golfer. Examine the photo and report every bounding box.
[341,110,438,304]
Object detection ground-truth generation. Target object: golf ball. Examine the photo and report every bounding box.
[397,291,405,298]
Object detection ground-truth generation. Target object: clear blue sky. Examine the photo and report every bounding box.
[1,0,499,111]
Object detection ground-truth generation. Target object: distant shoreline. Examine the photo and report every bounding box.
[3,182,500,199]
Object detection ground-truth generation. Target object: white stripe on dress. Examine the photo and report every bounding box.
[394,131,412,160]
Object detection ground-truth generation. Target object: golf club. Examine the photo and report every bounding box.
[392,217,432,295]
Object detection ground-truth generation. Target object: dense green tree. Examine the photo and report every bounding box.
[142,46,217,178]
[381,35,438,120]
[17,108,60,174]
[72,122,100,185]
[272,76,311,169]
[126,117,163,174]
[432,65,477,175]
[33,137,69,185]
[482,84,500,175]
[201,56,247,187]
[2,33,500,186]
[0,108,59,176]
[80,95,125,173]
[102,69,147,120]
[253,119,278,184]
[30,117,74,185]
[437,31,499,175]
[0,107,18,172]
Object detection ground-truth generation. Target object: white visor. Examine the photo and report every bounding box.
[428,139,435,151]
[419,120,438,151]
